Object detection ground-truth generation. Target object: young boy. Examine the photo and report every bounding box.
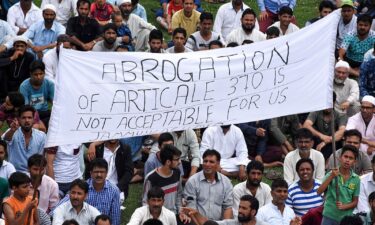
[3,172,38,225]
[317,145,360,225]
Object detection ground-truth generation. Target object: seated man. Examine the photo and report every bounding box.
[6,0,42,35]
[146,29,166,53]
[131,0,147,22]
[356,157,375,213]
[283,128,325,185]
[166,28,192,53]
[200,125,249,180]
[92,23,121,52]
[336,0,357,55]
[0,19,15,45]
[357,191,375,224]
[0,140,16,179]
[270,115,301,155]
[184,149,233,221]
[171,0,200,38]
[360,54,375,98]
[286,158,324,216]
[269,6,299,36]
[128,186,177,225]
[305,0,335,26]
[90,0,113,26]
[328,129,372,175]
[19,60,54,127]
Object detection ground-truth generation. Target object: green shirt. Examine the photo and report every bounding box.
[0,177,9,199]
[322,170,360,222]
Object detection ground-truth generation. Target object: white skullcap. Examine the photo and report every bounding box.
[13,36,28,44]
[335,60,350,69]
[362,95,375,105]
[42,4,56,13]
[117,0,131,5]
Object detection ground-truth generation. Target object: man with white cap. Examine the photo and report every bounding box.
[333,60,360,117]
[22,4,65,59]
[41,0,78,26]
[118,0,156,52]
[346,95,375,157]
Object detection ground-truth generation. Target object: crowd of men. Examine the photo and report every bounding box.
[1,0,375,224]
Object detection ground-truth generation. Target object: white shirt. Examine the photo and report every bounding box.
[104,146,119,186]
[283,149,325,186]
[127,205,177,225]
[185,31,224,51]
[53,144,82,183]
[43,47,58,83]
[166,47,193,53]
[52,201,100,225]
[337,15,357,49]
[7,2,43,34]
[213,2,259,42]
[232,181,272,216]
[226,28,266,45]
[124,14,156,39]
[269,21,299,36]
[34,174,60,212]
[41,0,78,26]
[0,161,16,179]
[257,203,295,225]
[356,172,375,213]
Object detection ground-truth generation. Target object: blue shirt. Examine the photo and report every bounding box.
[132,4,147,22]
[359,58,375,97]
[6,128,46,173]
[256,0,296,14]
[341,31,375,63]
[0,19,15,44]
[23,20,66,53]
[19,78,55,112]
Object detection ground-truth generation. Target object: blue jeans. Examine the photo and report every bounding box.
[321,216,340,225]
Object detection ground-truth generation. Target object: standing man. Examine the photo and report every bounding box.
[256,0,296,32]
[171,0,200,38]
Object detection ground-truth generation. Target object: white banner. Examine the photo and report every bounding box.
[46,11,340,147]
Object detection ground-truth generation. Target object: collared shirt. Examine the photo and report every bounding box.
[356,172,375,213]
[269,21,299,36]
[127,205,177,225]
[256,0,296,14]
[0,161,16,179]
[52,201,100,225]
[171,130,200,167]
[184,171,233,220]
[341,30,375,63]
[257,202,295,225]
[41,0,77,26]
[132,4,147,22]
[34,174,60,213]
[232,181,272,216]
[226,28,266,45]
[66,16,101,45]
[337,15,357,49]
[171,9,201,38]
[0,19,15,44]
[3,128,46,173]
[7,2,42,34]
[322,170,360,222]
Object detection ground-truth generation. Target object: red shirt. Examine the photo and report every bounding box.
[90,3,113,21]
[168,1,183,16]
[302,205,323,225]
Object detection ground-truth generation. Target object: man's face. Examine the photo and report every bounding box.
[29,165,45,179]
[320,7,332,18]
[237,200,254,223]
[341,6,354,22]
[200,19,213,35]
[148,197,164,215]
[70,185,87,208]
[339,150,356,169]
[13,41,27,54]
[4,96,14,111]
[78,3,90,18]
[344,135,361,150]
[241,14,256,33]
[169,155,181,169]
[90,166,108,185]
[183,0,194,13]
[14,183,31,198]
[357,21,371,36]
[334,67,349,84]
[360,101,374,121]
[297,162,313,182]
[19,111,34,132]
[296,138,313,152]
[159,140,174,150]
[173,32,186,48]
[104,29,117,45]
[120,3,133,16]
[30,69,45,87]
[202,155,219,175]
[149,39,163,53]
[271,187,288,205]
[43,9,56,24]
[279,13,292,27]
[0,146,6,162]
[247,169,262,186]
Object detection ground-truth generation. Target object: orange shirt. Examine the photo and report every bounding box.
[4,196,36,225]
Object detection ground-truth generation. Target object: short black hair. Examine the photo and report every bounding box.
[172,27,187,38]
[271,178,288,191]
[295,128,314,141]
[357,14,372,25]
[203,221,219,225]
[77,0,91,9]
[369,191,375,202]
[202,149,221,162]
[149,29,163,42]
[240,195,259,215]
[147,186,165,200]
[8,172,31,189]
[208,40,223,49]
[70,179,89,193]
[226,42,239,47]
[102,23,117,33]
[295,158,314,172]
[89,158,108,172]
[29,60,45,73]
[339,215,363,225]
[160,144,181,165]
[319,0,335,11]
[19,105,36,118]
[343,129,362,142]
[242,8,257,19]
[246,160,264,174]
[341,144,358,160]
[28,154,47,168]
[158,132,174,146]
[7,92,25,108]
[266,26,280,37]
[143,219,163,225]
[200,12,213,22]
[57,34,72,44]
[62,219,80,225]
[278,6,293,16]
[95,214,111,225]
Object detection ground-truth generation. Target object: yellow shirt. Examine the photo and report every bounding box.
[171,9,201,37]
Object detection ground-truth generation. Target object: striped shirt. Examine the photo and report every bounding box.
[286,180,324,216]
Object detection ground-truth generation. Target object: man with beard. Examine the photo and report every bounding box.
[93,23,121,52]
[2,105,46,173]
[66,0,102,51]
[184,150,233,221]
[232,161,272,217]
[181,195,268,225]
[19,60,54,127]
[128,186,177,225]
[213,0,259,42]
[283,128,325,186]
[269,6,299,36]
[21,4,65,59]
[185,12,223,51]
[333,60,360,117]
[226,9,266,46]
[146,29,166,53]
[339,14,375,77]
[171,0,200,38]
[52,179,100,225]
[286,158,324,217]
[346,95,375,157]
[118,0,155,52]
